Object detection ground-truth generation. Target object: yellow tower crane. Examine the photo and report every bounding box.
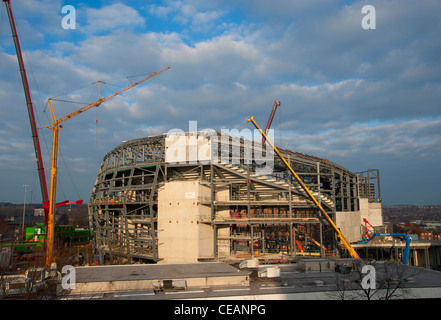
[39,66,170,268]
[247,116,360,259]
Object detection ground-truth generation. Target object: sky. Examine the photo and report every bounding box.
[0,0,440,206]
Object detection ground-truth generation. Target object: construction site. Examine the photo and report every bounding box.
[2,0,441,301]
[88,128,382,264]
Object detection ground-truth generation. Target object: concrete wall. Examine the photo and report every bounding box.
[335,210,362,243]
[336,198,383,243]
[198,183,214,259]
[359,198,383,227]
[158,181,213,264]
[216,186,230,258]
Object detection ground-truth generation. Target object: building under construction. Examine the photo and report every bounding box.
[88,130,383,264]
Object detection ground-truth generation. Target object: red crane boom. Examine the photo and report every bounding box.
[262,100,281,145]
[2,0,49,210]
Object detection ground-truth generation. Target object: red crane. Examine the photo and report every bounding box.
[2,0,49,210]
[3,0,82,229]
[363,218,375,240]
[261,100,281,145]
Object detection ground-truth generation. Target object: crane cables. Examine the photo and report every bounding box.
[47,72,153,107]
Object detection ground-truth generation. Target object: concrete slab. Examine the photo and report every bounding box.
[75,262,243,282]
[71,262,249,294]
[65,261,441,300]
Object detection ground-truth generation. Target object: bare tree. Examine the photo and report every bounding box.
[364,261,417,300]
[329,261,421,300]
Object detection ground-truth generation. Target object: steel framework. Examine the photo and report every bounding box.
[356,169,381,203]
[88,132,363,263]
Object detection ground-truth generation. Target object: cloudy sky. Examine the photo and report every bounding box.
[0,0,440,206]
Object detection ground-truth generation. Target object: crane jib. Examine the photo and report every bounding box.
[3,0,49,205]
[247,116,360,259]
[39,66,170,268]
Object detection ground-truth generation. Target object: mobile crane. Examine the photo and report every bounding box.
[2,0,49,212]
[362,218,375,240]
[3,0,83,228]
[358,233,411,265]
[3,0,170,267]
[261,100,281,145]
[247,116,360,259]
[38,66,170,268]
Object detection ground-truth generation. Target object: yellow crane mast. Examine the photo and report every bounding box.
[247,116,360,259]
[39,66,170,268]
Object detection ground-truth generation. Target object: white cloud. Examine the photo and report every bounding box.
[148,0,225,32]
[84,3,146,33]
[1,1,441,204]
[288,118,441,162]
